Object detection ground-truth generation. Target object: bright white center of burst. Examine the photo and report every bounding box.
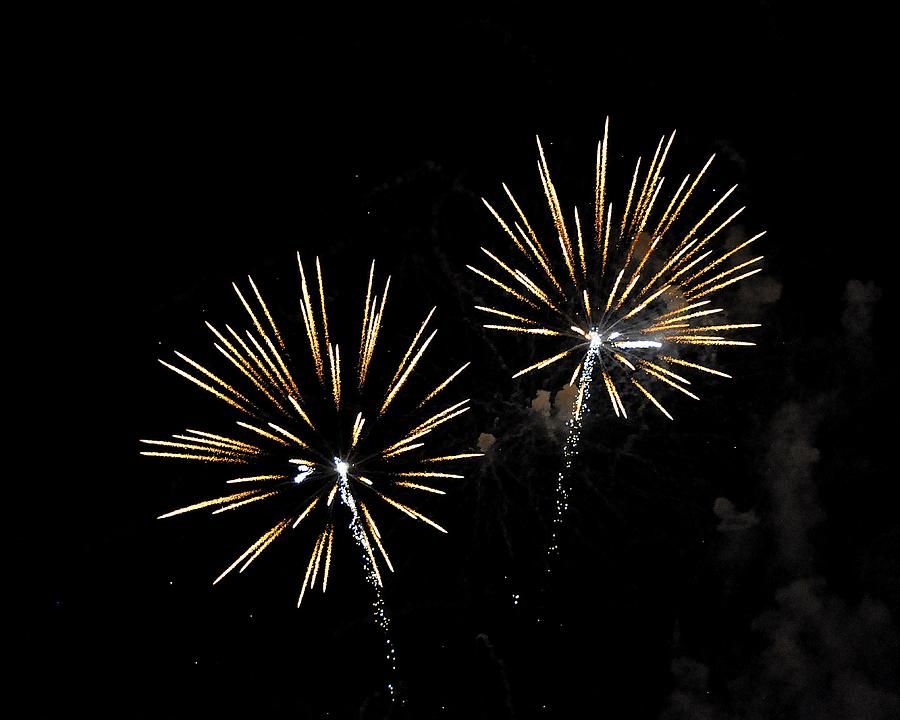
[293,462,314,484]
[588,330,603,350]
[334,458,350,482]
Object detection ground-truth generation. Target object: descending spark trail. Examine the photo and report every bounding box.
[144,257,478,696]
[471,120,763,562]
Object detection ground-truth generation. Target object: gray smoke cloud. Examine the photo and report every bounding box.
[660,279,897,719]
[713,498,759,533]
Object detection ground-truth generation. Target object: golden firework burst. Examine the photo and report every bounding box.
[143,256,479,606]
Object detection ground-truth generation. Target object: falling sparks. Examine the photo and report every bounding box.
[144,257,482,696]
[471,120,763,561]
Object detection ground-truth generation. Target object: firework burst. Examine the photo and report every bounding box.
[469,120,763,554]
[143,256,478,614]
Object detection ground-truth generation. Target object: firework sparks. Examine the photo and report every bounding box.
[144,257,479,693]
[471,121,763,559]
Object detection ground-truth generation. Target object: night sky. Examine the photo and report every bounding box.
[37,4,896,718]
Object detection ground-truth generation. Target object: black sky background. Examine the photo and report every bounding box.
[31,4,897,718]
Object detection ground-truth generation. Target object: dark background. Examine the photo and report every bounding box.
[34,3,896,718]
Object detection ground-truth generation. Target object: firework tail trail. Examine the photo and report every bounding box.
[547,338,600,570]
[338,476,400,701]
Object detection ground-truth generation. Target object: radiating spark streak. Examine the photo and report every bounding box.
[595,118,609,264]
[603,370,627,418]
[503,183,551,265]
[678,323,761,333]
[637,359,691,384]
[411,398,470,428]
[298,533,324,604]
[537,137,576,285]
[513,268,556,308]
[483,197,531,260]
[675,184,738,253]
[632,379,673,420]
[419,362,470,407]
[394,471,464,479]
[359,261,375,373]
[172,435,257,453]
[351,412,365,449]
[620,156,642,242]
[326,483,338,506]
[236,421,291,446]
[556,230,578,287]
[311,528,329,589]
[467,265,538,309]
[329,343,341,410]
[483,324,564,335]
[612,352,636,371]
[511,346,579,378]
[684,256,764,294]
[422,453,483,463]
[660,355,732,378]
[366,515,394,572]
[380,329,437,415]
[362,508,394,572]
[226,474,287,484]
[686,267,763,299]
[682,231,766,286]
[603,202,613,274]
[639,364,700,400]
[226,325,285,395]
[647,307,724,329]
[665,337,757,346]
[650,300,711,324]
[602,371,620,417]
[173,352,254,407]
[212,490,279,514]
[248,275,288,356]
[377,493,448,533]
[605,270,624,312]
[139,439,250,458]
[292,498,320,528]
[158,359,248,413]
[568,360,583,387]
[245,329,292,396]
[288,396,315,429]
[297,255,324,383]
[649,172,690,242]
[212,340,286,413]
[624,235,660,301]
[235,281,296,394]
[396,481,446,494]
[632,135,666,233]
[382,442,425,459]
[321,526,334,592]
[267,423,310,449]
[672,206,748,274]
[613,273,641,311]
[213,521,286,585]
[611,340,663,349]
[389,307,436,389]
[622,283,670,321]
[475,305,537,325]
[158,490,262,519]
[666,250,714,286]
[236,521,290,575]
[315,258,331,351]
[185,429,259,450]
[582,289,592,321]
[574,206,587,278]
[140,451,246,463]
